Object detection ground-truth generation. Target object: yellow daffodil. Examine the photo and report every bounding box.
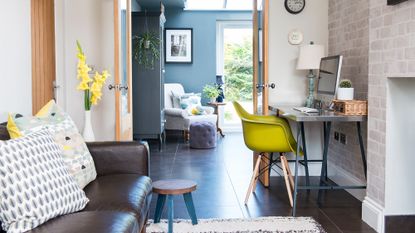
[76,40,111,109]
[77,81,90,91]
[90,71,108,105]
[91,95,98,105]
[102,70,111,79]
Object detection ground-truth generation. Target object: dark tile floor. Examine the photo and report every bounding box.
[147,132,375,233]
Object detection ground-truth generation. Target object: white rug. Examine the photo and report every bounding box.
[146,217,326,233]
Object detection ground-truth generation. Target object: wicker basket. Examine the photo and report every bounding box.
[332,100,368,115]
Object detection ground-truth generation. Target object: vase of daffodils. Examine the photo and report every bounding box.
[76,40,110,141]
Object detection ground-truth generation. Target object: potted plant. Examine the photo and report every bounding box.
[337,79,354,100]
[133,31,160,70]
[203,84,220,103]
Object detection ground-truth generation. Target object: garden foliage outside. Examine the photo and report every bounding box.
[224,38,253,102]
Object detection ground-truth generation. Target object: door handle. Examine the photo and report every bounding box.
[109,84,129,91]
[53,81,61,100]
[267,83,276,89]
[256,83,276,89]
[256,84,265,89]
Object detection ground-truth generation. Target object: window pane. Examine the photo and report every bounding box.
[186,0,224,10]
[226,0,252,10]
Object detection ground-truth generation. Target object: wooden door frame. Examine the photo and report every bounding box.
[114,0,132,141]
[259,0,270,187]
[253,0,270,187]
[114,0,120,140]
[253,0,259,115]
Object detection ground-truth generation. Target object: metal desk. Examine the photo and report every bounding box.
[268,105,367,216]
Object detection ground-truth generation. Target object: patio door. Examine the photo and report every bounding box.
[253,0,272,187]
[114,0,133,141]
[216,21,253,131]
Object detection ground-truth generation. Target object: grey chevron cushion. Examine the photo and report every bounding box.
[0,129,89,233]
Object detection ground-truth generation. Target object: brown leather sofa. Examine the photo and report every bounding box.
[0,125,152,233]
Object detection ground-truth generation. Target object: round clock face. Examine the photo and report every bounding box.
[288,30,304,45]
[285,0,306,14]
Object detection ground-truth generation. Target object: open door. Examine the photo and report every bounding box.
[31,0,56,114]
[253,0,272,187]
[114,0,133,141]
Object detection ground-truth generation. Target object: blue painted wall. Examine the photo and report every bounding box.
[164,9,251,103]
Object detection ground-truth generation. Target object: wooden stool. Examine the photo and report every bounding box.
[153,179,198,233]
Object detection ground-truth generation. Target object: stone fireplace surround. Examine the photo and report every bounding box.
[363,0,415,232]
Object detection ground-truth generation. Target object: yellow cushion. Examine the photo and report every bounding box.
[6,99,97,189]
[6,114,22,139]
[7,100,56,139]
[35,100,55,117]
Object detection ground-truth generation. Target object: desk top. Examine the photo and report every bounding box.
[268,105,367,122]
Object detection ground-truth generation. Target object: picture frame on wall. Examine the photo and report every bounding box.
[165,28,193,63]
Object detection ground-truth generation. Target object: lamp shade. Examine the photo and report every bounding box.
[296,44,325,70]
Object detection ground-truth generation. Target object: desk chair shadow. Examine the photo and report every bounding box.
[233,101,304,207]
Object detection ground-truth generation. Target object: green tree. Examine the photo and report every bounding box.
[224,38,253,101]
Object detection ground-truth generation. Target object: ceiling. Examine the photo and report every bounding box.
[136,0,185,9]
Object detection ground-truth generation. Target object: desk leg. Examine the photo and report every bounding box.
[357,122,367,178]
[292,122,302,217]
[300,122,310,186]
[318,122,331,204]
[323,123,328,181]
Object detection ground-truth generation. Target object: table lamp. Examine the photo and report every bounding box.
[216,75,225,103]
[296,42,325,108]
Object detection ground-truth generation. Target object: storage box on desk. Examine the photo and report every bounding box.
[332,100,368,115]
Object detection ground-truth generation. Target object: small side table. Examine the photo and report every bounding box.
[207,102,227,137]
[153,179,198,233]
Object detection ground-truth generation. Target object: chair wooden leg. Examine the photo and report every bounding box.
[245,154,262,205]
[252,155,263,193]
[282,155,295,191]
[280,155,294,207]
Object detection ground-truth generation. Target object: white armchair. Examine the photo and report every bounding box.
[164,83,217,139]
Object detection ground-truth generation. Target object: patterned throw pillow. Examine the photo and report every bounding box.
[7,100,97,189]
[177,93,205,115]
[171,92,194,109]
[0,129,89,233]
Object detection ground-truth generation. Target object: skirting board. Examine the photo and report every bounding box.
[362,196,384,233]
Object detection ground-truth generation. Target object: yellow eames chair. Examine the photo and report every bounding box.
[233,101,300,206]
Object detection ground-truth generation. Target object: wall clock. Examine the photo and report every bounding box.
[285,0,306,14]
[288,29,303,45]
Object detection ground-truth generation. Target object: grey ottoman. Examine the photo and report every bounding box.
[189,122,217,149]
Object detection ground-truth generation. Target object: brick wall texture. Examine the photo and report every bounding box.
[328,0,369,191]
[366,0,415,206]
[329,0,415,207]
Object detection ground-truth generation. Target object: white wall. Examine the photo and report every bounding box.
[268,0,328,163]
[55,0,116,141]
[0,0,32,122]
[268,0,328,106]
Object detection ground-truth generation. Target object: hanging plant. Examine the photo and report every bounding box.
[133,31,160,70]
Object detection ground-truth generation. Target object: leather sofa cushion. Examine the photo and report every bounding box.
[26,211,139,233]
[0,124,10,141]
[84,174,152,227]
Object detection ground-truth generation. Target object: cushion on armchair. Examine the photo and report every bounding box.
[164,83,218,131]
